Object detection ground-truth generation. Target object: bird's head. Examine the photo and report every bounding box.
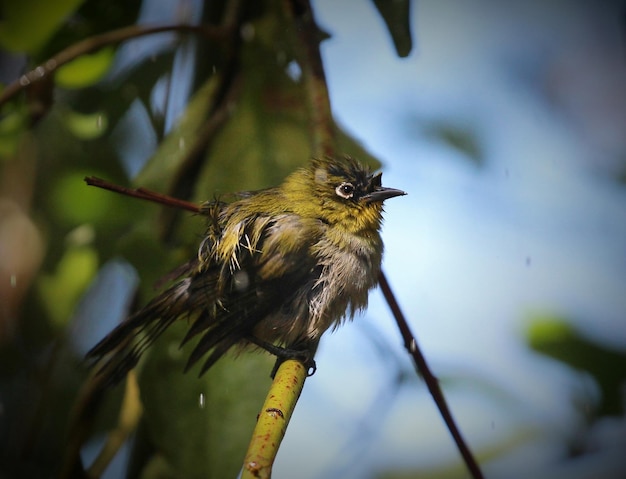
[283,156,406,234]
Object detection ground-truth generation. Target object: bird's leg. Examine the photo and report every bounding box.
[246,335,317,378]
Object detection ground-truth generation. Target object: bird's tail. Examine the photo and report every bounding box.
[85,277,193,388]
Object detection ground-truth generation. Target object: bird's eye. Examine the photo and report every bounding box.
[335,182,355,199]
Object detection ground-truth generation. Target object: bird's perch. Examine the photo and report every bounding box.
[241,360,307,479]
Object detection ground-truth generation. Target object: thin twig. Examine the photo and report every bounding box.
[378,271,485,479]
[85,176,201,213]
[0,23,225,107]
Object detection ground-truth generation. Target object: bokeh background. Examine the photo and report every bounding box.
[297,2,626,478]
[0,1,625,478]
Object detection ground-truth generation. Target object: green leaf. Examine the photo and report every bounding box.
[0,106,28,159]
[134,76,219,190]
[55,47,115,89]
[425,122,484,167]
[527,314,626,416]
[37,0,143,62]
[372,0,413,57]
[137,12,382,203]
[49,169,130,226]
[0,0,85,53]
[37,245,98,328]
[135,321,274,478]
[60,108,108,139]
[189,28,382,203]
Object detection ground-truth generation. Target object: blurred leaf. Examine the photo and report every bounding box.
[60,108,108,139]
[0,0,84,53]
[39,0,142,62]
[190,21,381,203]
[37,245,98,328]
[527,314,626,416]
[425,123,484,167]
[66,48,178,135]
[114,222,189,300]
[336,125,382,170]
[134,76,219,190]
[135,321,273,478]
[49,169,130,227]
[378,423,536,479]
[0,106,28,158]
[134,453,176,479]
[135,12,382,251]
[55,47,115,89]
[372,0,413,57]
[0,197,45,341]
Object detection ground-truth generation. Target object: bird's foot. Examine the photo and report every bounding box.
[246,335,317,378]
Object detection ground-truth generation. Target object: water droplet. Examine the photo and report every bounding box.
[285,60,302,81]
[240,23,255,41]
[198,393,205,409]
[10,274,17,288]
[233,271,250,292]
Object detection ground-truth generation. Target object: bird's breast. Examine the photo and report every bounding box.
[252,222,384,347]
[309,231,383,321]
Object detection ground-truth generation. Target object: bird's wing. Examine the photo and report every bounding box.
[86,213,320,386]
[182,213,321,374]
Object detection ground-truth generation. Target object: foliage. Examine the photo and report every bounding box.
[527,315,626,418]
[0,0,413,477]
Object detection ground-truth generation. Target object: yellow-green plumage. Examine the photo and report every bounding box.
[87,156,405,385]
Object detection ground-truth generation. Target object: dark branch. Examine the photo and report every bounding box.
[378,271,484,479]
[84,176,201,213]
[0,23,226,107]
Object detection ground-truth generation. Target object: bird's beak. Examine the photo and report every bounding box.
[363,172,406,203]
[363,186,407,203]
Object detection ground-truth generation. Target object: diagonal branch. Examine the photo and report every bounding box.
[0,23,225,107]
[378,272,484,479]
[85,176,201,213]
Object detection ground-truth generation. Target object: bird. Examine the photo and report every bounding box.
[86,156,405,386]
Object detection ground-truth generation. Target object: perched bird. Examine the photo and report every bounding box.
[87,156,405,386]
